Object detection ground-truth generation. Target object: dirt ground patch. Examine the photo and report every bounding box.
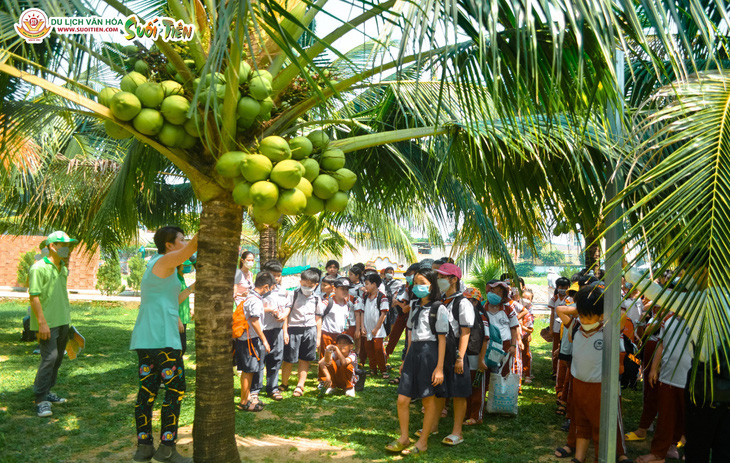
[71,426,361,462]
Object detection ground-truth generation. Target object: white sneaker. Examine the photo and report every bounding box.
[345,388,356,397]
[325,387,336,395]
[36,401,52,417]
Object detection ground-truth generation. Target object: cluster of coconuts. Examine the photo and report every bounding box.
[215,130,356,227]
[552,220,572,236]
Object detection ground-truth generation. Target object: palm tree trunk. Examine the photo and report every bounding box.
[193,195,243,463]
[259,227,278,262]
[583,228,602,272]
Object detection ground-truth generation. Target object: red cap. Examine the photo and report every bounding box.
[436,263,462,279]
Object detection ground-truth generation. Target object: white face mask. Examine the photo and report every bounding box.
[244,260,255,270]
[300,286,314,296]
[384,273,394,281]
[437,278,451,292]
[55,246,70,258]
[581,320,601,331]
[521,298,532,307]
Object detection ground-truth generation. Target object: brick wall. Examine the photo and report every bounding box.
[0,235,100,290]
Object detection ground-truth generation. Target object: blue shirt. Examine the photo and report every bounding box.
[130,255,182,350]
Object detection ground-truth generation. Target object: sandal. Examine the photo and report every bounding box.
[385,439,410,453]
[268,389,283,401]
[237,399,264,412]
[414,428,438,438]
[556,405,567,416]
[292,386,304,397]
[279,384,289,391]
[570,459,584,463]
[402,445,427,456]
[625,431,646,441]
[555,446,575,458]
[463,418,481,426]
[389,377,400,385]
[382,372,391,379]
[441,434,464,446]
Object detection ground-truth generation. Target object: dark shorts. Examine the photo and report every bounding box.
[235,337,264,373]
[283,326,317,363]
[398,341,446,399]
[438,355,472,398]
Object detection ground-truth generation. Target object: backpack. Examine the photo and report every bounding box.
[621,334,640,389]
[232,301,249,339]
[321,297,335,320]
[382,281,397,335]
[457,297,486,356]
[484,307,513,370]
[427,301,458,369]
[21,315,36,342]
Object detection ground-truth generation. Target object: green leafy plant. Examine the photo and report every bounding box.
[539,248,565,266]
[16,250,36,287]
[514,261,536,277]
[466,257,502,290]
[126,254,147,294]
[560,266,583,279]
[96,259,124,295]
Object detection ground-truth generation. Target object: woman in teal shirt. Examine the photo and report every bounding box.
[130,226,197,463]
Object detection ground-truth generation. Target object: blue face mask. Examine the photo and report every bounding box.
[487,292,502,306]
[405,275,414,285]
[412,284,430,298]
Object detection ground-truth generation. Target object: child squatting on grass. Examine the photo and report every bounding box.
[318,333,358,396]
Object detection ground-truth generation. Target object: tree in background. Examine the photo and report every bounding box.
[96,258,124,295]
[16,250,35,288]
[125,254,146,295]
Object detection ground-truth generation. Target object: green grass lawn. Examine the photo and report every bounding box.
[0,300,675,462]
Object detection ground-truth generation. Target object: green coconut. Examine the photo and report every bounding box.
[135,82,165,108]
[288,136,313,160]
[320,148,346,171]
[296,162,306,177]
[160,95,190,125]
[232,181,253,206]
[237,117,255,131]
[109,91,142,121]
[307,130,329,152]
[179,133,198,149]
[122,44,138,55]
[238,61,251,84]
[215,151,247,178]
[202,72,225,87]
[295,177,313,198]
[270,160,303,189]
[333,168,357,191]
[249,181,280,209]
[216,84,240,102]
[104,119,131,139]
[251,206,281,226]
[120,72,148,93]
[134,59,149,75]
[277,188,307,215]
[237,97,261,120]
[258,97,274,116]
[248,76,272,100]
[241,154,273,183]
[325,191,349,212]
[304,195,325,215]
[157,122,186,148]
[161,80,184,96]
[301,158,320,182]
[98,87,120,107]
[312,174,339,200]
[259,136,292,163]
[184,112,204,137]
[251,70,273,83]
[133,109,164,136]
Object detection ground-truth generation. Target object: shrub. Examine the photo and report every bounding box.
[514,262,536,277]
[466,257,502,290]
[96,258,124,295]
[126,254,147,293]
[539,248,565,266]
[17,250,36,287]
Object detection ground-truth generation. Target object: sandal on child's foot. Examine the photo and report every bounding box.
[463,418,481,426]
[279,384,289,391]
[236,400,264,412]
[292,386,304,397]
[441,434,464,446]
[382,372,391,379]
[414,429,438,438]
[402,445,427,456]
[268,389,283,401]
[385,439,410,453]
[388,377,400,385]
[554,446,575,458]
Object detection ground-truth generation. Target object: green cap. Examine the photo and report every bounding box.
[41,231,79,249]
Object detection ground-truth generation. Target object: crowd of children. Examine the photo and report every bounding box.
[228,251,727,461]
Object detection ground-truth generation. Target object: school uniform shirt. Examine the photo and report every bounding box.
[444,293,475,335]
[549,295,570,333]
[407,301,450,342]
[286,290,326,328]
[239,291,264,341]
[348,283,364,303]
[559,318,578,358]
[658,314,693,388]
[356,293,389,339]
[485,305,519,343]
[321,299,351,333]
[570,326,604,383]
[262,285,288,330]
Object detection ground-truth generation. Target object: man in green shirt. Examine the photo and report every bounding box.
[29,231,77,418]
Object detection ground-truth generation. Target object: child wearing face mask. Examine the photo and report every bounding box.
[483,280,520,379]
[549,277,571,377]
[519,289,535,383]
[280,269,326,397]
[569,282,632,463]
[234,251,256,304]
[356,272,390,378]
[386,263,419,368]
[385,268,448,456]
